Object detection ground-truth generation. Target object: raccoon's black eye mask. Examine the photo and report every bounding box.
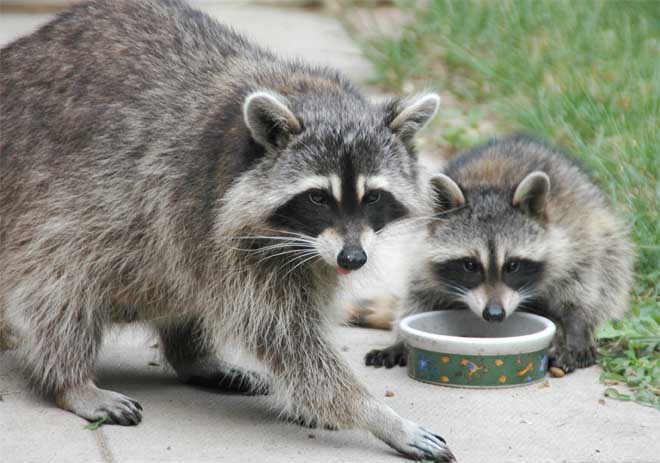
[432,257,545,291]
[268,187,407,237]
[433,258,484,290]
[501,259,545,290]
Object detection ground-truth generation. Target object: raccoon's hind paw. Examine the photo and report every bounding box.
[186,367,271,396]
[287,415,338,431]
[365,342,407,369]
[56,383,142,426]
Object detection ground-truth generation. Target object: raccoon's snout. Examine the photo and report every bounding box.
[337,245,367,271]
[483,305,505,322]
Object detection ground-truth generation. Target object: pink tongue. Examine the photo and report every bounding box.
[336,266,352,276]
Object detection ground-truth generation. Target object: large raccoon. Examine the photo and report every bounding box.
[366,136,633,373]
[0,1,454,460]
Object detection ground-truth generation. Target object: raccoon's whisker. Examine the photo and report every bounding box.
[273,248,320,265]
[283,253,321,279]
[517,284,539,302]
[231,233,312,240]
[257,249,319,265]
[223,242,292,252]
[375,208,468,235]
[284,253,321,268]
[434,279,468,296]
[230,235,314,243]
[253,242,316,252]
[374,225,438,239]
[435,284,466,297]
[374,218,432,236]
[228,237,317,252]
[260,228,315,241]
[425,205,469,219]
[444,287,469,298]
[223,242,313,254]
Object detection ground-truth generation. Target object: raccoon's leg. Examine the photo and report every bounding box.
[365,340,408,368]
[550,309,598,372]
[9,278,142,425]
[159,319,270,395]
[259,324,454,462]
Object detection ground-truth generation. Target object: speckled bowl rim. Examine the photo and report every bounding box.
[400,311,556,356]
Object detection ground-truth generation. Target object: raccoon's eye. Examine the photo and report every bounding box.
[364,191,381,205]
[463,258,478,272]
[504,260,520,273]
[308,190,329,206]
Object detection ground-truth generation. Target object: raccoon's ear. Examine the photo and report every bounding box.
[513,171,550,218]
[386,93,441,146]
[243,91,302,152]
[430,173,465,214]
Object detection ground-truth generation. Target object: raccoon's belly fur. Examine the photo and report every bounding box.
[366,135,633,374]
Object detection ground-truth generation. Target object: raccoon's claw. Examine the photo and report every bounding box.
[575,346,598,368]
[550,357,573,373]
[550,352,576,374]
[365,342,407,369]
[550,343,597,373]
[102,397,143,426]
[56,383,143,426]
[387,421,455,462]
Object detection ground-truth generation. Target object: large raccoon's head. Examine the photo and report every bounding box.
[427,171,551,321]
[240,89,440,275]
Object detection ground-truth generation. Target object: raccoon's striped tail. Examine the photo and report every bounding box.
[344,295,398,331]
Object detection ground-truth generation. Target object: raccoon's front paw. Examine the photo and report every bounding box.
[549,352,577,374]
[573,345,598,368]
[550,343,597,373]
[56,382,142,426]
[365,341,407,368]
[384,419,455,462]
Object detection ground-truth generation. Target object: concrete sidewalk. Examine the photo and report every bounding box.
[0,3,657,463]
[2,326,658,463]
[0,2,373,82]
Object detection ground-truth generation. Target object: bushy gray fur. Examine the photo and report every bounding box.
[0,1,453,460]
[366,136,633,373]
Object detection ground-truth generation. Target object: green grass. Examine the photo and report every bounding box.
[352,0,659,408]
[85,416,108,430]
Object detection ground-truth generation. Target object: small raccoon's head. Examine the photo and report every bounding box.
[241,89,439,274]
[427,171,551,321]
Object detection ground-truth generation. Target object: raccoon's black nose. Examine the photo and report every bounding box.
[483,305,505,322]
[337,246,367,271]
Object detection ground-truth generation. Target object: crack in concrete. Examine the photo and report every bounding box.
[93,429,115,463]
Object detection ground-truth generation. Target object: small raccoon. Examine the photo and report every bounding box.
[366,135,633,373]
[0,1,454,460]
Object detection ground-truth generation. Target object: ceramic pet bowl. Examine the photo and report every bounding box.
[400,311,556,387]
